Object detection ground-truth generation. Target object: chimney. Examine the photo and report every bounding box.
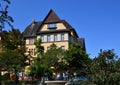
[32,18,35,24]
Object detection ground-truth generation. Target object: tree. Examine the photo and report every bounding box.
[0,0,13,31]
[29,58,50,81]
[0,49,25,84]
[28,39,50,81]
[44,43,65,71]
[89,49,120,85]
[90,49,117,74]
[0,0,13,84]
[34,39,44,58]
[65,43,91,73]
[0,49,24,69]
[115,58,120,72]
[2,28,24,50]
[0,29,25,84]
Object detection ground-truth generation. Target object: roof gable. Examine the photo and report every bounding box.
[23,9,79,38]
[22,22,42,37]
[43,9,61,23]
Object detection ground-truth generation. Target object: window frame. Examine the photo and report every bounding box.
[47,35,50,42]
[61,34,64,41]
[47,23,57,29]
[41,35,44,42]
[61,46,65,50]
[29,38,35,45]
[47,46,50,50]
[54,34,57,41]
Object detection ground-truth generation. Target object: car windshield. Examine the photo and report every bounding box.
[74,75,88,81]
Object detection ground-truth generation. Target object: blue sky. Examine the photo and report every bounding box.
[5,0,120,58]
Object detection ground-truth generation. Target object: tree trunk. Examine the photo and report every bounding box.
[14,68,19,84]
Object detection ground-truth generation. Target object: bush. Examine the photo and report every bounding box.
[1,73,10,80]
[2,80,40,85]
[91,71,120,85]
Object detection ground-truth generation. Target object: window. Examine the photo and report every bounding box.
[29,49,36,56]
[47,46,50,50]
[29,38,35,44]
[47,35,50,42]
[61,34,64,41]
[29,49,33,55]
[54,34,57,41]
[48,23,56,29]
[61,46,65,50]
[33,49,36,56]
[41,35,44,42]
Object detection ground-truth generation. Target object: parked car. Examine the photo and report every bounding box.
[56,76,64,80]
[65,75,89,85]
[24,76,32,80]
[73,75,88,81]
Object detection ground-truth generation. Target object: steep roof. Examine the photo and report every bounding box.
[23,9,79,38]
[22,21,42,38]
[78,38,86,51]
[43,9,61,23]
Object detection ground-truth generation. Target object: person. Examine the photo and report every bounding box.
[44,73,48,80]
[10,72,14,80]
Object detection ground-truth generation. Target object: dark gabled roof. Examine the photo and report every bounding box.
[44,9,61,23]
[61,20,79,38]
[23,9,79,38]
[78,38,86,51]
[37,19,79,38]
[22,21,42,38]
[36,9,62,33]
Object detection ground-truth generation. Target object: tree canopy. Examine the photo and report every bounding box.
[2,28,24,50]
[44,43,65,69]
[0,0,13,31]
[0,28,25,71]
[89,49,120,85]
[34,39,44,58]
[0,49,25,71]
[65,43,91,72]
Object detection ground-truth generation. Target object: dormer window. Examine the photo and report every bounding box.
[48,23,57,29]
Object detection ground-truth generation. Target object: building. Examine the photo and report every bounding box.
[22,9,85,57]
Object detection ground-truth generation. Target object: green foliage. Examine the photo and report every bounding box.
[29,40,51,80]
[2,28,24,50]
[29,57,51,80]
[0,0,13,84]
[0,0,13,30]
[65,43,91,72]
[115,58,120,72]
[89,49,120,85]
[90,49,118,74]
[44,43,65,70]
[0,49,25,71]
[74,81,93,85]
[0,29,25,84]
[1,73,10,81]
[34,39,44,57]
[91,71,120,85]
[0,28,25,70]
[2,80,41,85]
